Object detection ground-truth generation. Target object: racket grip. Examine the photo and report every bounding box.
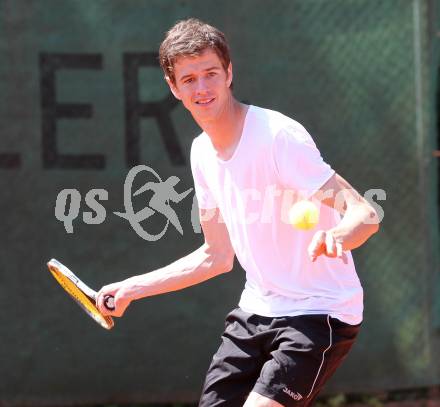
[104,295,115,311]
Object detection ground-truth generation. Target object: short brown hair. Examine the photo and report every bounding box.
[159,18,231,84]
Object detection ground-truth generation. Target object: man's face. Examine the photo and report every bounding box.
[166,49,233,123]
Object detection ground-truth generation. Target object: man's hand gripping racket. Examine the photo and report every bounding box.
[47,259,116,330]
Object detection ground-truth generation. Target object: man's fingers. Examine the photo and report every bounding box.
[335,241,348,264]
[97,293,110,315]
[308,230,326,261]
[336,241,343,258]
[96,289,131,318]
[334,241,349,264]
[309,231,348,263]
[325,233,337,257]
[110,294,130,318]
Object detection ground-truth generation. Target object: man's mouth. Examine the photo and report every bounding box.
[195,98,215,105]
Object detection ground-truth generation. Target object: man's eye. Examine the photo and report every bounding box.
[184,78,193,84]
[208,72,217,77]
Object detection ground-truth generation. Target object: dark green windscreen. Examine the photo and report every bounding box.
[0,0,439,405]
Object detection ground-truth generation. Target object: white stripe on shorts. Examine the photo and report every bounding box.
[306,315,333,398]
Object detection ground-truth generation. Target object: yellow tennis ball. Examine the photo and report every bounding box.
[288,200,319,230]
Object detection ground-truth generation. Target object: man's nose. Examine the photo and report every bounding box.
[195,77,209,94]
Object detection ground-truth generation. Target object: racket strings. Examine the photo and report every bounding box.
[50,269,113,329]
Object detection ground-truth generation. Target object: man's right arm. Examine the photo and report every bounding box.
[96,208,235,317]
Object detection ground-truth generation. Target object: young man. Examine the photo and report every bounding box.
[97,18,379,407]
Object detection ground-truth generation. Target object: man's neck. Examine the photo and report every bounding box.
[196,98,249,160]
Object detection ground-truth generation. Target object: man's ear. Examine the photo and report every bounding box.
[226,63,233,88]
[165,76,181,100]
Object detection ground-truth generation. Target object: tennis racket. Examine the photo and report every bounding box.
[47,258,115,330]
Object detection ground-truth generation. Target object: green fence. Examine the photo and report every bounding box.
[0,0,439,405]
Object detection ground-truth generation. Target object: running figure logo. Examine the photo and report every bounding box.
[114,165,193,241]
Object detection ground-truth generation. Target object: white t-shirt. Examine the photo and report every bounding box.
[190,105,363,325]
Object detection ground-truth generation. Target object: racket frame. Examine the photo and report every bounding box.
[47,259,114,330]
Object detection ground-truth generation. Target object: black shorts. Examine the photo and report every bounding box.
[199,308,360,407]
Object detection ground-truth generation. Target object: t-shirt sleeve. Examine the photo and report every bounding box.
[190,139,217,209]
[273,124,335,197]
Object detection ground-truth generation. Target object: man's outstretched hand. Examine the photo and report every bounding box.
[308,230,348,264]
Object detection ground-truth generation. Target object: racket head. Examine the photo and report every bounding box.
[47,259,114,330]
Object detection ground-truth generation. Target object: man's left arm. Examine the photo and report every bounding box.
[308,173,380,262]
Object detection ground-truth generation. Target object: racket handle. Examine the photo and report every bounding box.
[104,295,115,311]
